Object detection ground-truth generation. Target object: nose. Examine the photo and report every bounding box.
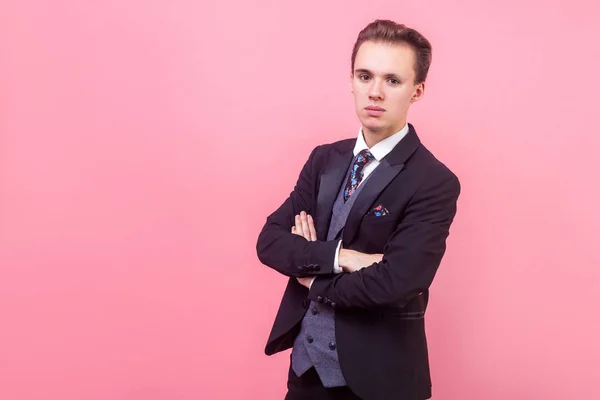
[368,79,384,101]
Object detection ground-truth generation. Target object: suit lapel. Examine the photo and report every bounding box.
[343,124,422,244]
[342,160,405,244]
[316,146,353,241]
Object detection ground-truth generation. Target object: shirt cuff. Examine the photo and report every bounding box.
[333,240,343,274]
[308,276,317,290]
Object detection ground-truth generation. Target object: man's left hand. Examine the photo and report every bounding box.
[291,211,318,288]
[291,211,317,242]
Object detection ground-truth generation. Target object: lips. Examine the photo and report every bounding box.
[365,106,385,117]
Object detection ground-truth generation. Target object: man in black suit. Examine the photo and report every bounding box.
[256,20,461,400]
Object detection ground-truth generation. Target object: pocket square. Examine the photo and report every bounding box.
[368,204,390,217]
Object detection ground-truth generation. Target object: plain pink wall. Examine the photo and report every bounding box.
[1,0,599,399]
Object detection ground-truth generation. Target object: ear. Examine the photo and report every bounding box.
[410,82,425,103]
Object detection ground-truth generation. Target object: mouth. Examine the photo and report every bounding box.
[364,106,385,117]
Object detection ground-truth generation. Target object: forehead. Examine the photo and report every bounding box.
[354,41,416,78]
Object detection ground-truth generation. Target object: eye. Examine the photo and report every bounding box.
[359,74,371,81]
[387,78,400,85]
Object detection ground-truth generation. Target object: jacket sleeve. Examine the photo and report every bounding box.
[256,145,340,278]
[307,171,461,309]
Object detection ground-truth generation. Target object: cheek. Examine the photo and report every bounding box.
[353,90,367,104]
[354,85,367,96]
[389,91,412,108]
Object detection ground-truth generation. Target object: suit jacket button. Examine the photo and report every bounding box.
[307,336,314,344]
[297,266,305,271]
[317,296,324,303]
[313,265,320,271]
[330,302,336,308]
[311,307,319,315]
[328,342,336,350]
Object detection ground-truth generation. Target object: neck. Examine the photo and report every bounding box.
[362,123,405,148]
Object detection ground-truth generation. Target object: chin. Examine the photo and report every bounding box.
[361,121,387,133]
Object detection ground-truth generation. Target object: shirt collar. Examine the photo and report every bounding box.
[353,122,410,161]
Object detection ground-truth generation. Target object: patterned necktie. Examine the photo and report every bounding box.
[343,149,375,202]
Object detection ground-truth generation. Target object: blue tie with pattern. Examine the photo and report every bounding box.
[343,149,375,202]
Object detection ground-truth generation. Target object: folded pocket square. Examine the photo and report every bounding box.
[368,204,390,216]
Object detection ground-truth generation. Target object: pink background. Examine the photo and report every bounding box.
[1,1,599,399]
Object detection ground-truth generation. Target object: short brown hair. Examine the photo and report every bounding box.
[351,20,432,85]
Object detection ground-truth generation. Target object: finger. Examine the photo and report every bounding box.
[300,211,311,240]
[295,215,303,235]
[291,226,296,234]
[295,215,307,239]
[307,215,317,241]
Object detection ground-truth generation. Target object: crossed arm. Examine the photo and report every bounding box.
[256,146,460,310]
[290,211,383,288]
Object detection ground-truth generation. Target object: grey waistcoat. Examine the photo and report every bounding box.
[291,164,374,388]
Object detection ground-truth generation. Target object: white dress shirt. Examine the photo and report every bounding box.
[309,122,410,288]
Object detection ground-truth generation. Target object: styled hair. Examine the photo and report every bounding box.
[351,20,432,84]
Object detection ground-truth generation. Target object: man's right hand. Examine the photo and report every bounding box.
[339,249,384,273]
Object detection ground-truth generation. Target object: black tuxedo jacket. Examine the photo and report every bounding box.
[256,124,461,400]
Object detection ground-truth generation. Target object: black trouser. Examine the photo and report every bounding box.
[284,365,362,400]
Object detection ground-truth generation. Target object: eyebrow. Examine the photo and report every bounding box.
[354,68,403,81]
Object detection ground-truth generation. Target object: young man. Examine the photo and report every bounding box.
[256,20,461,400]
